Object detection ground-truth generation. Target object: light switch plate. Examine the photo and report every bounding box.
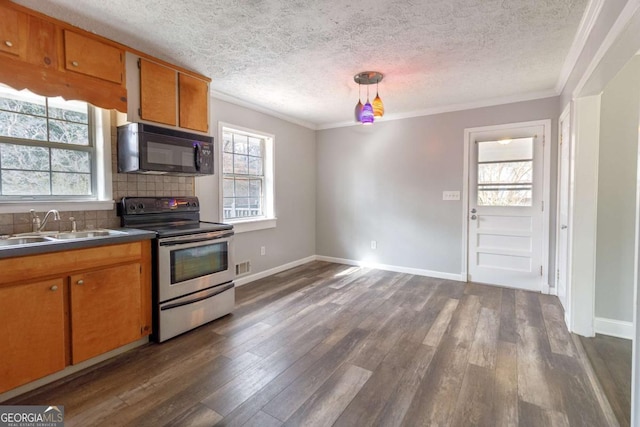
[443,191,460,201]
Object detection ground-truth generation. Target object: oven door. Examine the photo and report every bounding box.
[157,231,234,302]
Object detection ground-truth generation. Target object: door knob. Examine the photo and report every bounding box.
[471,215,477,220]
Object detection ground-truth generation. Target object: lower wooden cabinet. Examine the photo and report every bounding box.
[0,278,66,394]
[0,240,152,394]
[70,263,142,364]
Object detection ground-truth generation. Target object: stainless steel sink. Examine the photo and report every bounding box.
[54,230,125,240]
[0,237,52,246]
[0,229,126,249]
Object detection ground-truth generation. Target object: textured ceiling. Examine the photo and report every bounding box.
[14,0,588,128]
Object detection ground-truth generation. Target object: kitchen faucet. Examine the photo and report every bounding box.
[30,209,61,232]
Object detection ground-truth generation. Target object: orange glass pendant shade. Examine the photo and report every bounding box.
[372,93,384,118]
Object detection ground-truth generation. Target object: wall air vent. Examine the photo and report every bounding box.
[235,261,251,276]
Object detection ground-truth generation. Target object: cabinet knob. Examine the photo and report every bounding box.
[71,60,79,67]
[4,40,12,47]
[50,285,58,291]
[77,279,84,285]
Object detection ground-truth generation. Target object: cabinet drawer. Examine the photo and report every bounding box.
[0,5,26,57]
[64,30,123,84]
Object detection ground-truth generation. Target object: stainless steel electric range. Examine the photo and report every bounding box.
[119,196,234,342]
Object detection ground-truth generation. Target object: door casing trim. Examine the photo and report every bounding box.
[462,119,552,292]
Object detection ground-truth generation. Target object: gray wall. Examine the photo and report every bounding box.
[595,55,640,322]
[196,98,316,276]
[316,97,559,277]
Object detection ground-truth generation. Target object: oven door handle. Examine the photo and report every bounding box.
[161,283,235,310]
[159,230,234,246]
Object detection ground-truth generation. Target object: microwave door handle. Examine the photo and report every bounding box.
[194,144,201,171]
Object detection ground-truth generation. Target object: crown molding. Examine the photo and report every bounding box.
[210,89,318,130]
[555,0,606,94]
[573,0,640,97]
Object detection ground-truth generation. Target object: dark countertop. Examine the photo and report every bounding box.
[0,228,157,259]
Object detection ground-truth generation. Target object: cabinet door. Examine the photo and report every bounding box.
[0,279,65,393]
[0,5,26,57]
[179,73,209,132]
[25,15,58,69]
[140,58,177,126]
[70,263,141,364]
[64,30,123,84]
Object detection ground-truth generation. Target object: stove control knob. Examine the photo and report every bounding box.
[193,201,198,207]
[185,202,191,207]
[128,204,136,211]
[138,203,144,210]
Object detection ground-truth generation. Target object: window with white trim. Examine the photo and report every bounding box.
[221,124,274,223]
[0,84,96,199]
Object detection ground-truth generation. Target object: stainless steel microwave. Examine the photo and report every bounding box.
[117,123,214,176]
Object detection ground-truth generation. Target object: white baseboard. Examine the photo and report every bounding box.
[594,317,634,340]
[234,255,317,286]
[315,255,466,282]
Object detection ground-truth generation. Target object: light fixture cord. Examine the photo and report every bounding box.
[358,82,361,102]
[366,84,370,102]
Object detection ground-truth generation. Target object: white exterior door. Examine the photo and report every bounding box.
[467,123,547,291]
[556,113,571,307]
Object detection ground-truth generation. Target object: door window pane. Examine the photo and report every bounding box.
[477,137,533,206]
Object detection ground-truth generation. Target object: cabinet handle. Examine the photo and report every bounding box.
[50,285,58,291]
[71,60,79,67]
[77,279,84,285]
[4,40,12,48]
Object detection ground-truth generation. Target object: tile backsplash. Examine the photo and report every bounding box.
[0,111,195,236]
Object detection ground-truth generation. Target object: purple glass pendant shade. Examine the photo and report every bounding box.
[361,100,374,125]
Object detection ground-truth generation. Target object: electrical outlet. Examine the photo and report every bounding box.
[371,240,377,250]
[443,191,460,201]
[260,246,266,256]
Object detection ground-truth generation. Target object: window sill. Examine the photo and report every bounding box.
[227,217,277,234]
[0,200,115,214]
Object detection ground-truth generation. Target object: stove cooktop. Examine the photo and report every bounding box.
[136,221,233,238]
[119,196,233,238]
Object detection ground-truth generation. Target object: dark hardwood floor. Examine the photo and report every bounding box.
[8,261,610,426]
[580,333,632,427]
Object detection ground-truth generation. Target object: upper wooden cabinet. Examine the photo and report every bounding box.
[0,5,26,57]
[0,2,127,112]
[129,54,210,134]
[0,1,210,129]
[63,30,124,84]
[139,58,177,126]
[179,73,209,132]
[24,14,58,69]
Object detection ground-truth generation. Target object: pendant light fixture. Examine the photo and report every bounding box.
[354,71,384,124]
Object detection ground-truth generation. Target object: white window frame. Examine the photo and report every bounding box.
[218,122,275,233]
[0,105,113,213]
